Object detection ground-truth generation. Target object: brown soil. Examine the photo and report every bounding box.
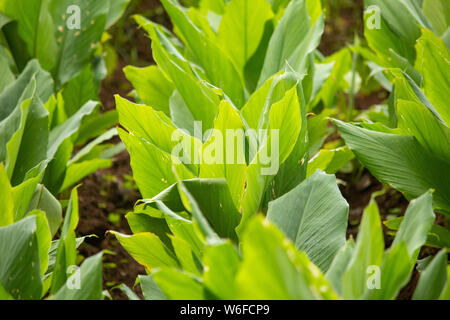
[76,151,145,300]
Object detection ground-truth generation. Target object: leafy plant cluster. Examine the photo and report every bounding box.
[112,0,449,300]
[0,0,130,299]
[0,0,448,300]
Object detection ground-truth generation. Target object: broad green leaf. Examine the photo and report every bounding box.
[126,211,173,251]
[6,88,49,186]
[385,218,450,249]
[363,12,419,84]
[439,266,450,300]
[0,0,57,70]
[140,19,220,131]
[217,0,273,73]
[258,0,324,86]
[118,128,195,198]
[152,268,205,299]
[364,0,421,50]
[236,216,338,299]
[60,158,111,192]
[0,163,14,226]
[239,86,302,233]
[0,216,42,299]
[325,238,355,294]
[106,0,130,28]
[364,241,411,300]
[52,252,103,300]
[50,0,109,86]
[391,191,435,262]
[61,64,98,117]
[203,241,240,299]
[267,171,349,272]
[50,187,79,294]
[116,95,199,166]
[123,65,174,116]
[397,99,450,164]
[415,29,450,126]
[335,120,450,215]
[160,0,246,107]
[307,147,354,178]
[139,275,167,300]
[12,160,48,221]
[0,52,14,94]
[68,128,117,165]
[199,100,247,208]
[47,101,98,159]
[146,179,241,241]
[413,250,448,300]
[313,49,351,108]
[342,198,384,299]
[75,109,118,145]
[423,0,449,36]
[164,214,205,259]
[26,184,62,237]
[112,231,179,270]
[30,210,52,278]
[170,235,200,275]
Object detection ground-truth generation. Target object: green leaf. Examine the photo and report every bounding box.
[145,179,241,241]
[364,241,411,300]
[203,241,240,299]
[236,216,338,299]
[239,86,302,233]
[47,101,98,159]
[217,0,273,73]
[139,275,167,300]
[307,147,354,178]
[325,238,355,294]
[0,163,14,227]
[0,60,52,121]
[0,216,42,299]
[415,29,450,126]
[106,0,130,28]
[0,0,57,70]
[413,250,448,300]
[26,184,62,237]
[199,100,247,209]
[123,65,174,116]
[118,127,195,198]
[111,231,179,270]
[342,198,384,299]
[50,187,79,294]
[267,171,349,272]
[391,191,435,262]
[160,0,246,107]
[126,212,173,251]
[60,158,111,192]
[423,0,449,36]
[50,0,109,86]
[52,252,103,300]
[258,0,324,86]
[335,120,450,215]
[6,87,49,186]
[152,268,205,299]
[397,99,450,164]
[61,64,98,117]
